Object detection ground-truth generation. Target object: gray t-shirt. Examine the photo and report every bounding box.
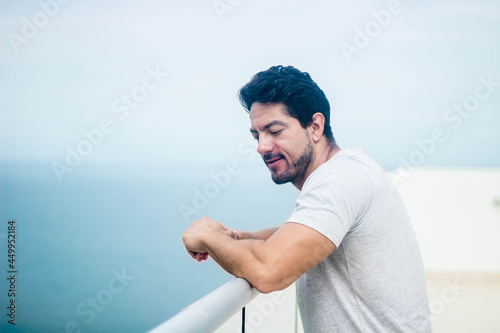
[286,148,431,332]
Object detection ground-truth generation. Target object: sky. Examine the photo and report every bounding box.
[0,0,499,174]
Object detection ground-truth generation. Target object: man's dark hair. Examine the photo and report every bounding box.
[238,65,335,144]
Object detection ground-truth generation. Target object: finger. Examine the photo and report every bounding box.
[197,253,208,262]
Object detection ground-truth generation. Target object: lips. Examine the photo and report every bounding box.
[265,156,284,168]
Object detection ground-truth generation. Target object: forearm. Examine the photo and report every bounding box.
[183,218,335,294]
[202,231,271,291]
[236,226,280,241]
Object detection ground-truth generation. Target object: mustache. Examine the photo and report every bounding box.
[263,152,284,162]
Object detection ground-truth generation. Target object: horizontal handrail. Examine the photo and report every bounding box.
[148,277,260,333]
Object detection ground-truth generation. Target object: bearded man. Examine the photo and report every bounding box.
[181,65,431,332]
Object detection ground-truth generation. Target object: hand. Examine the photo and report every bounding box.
[182,216,230,262]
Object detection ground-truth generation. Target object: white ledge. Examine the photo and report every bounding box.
[148,277,259,333]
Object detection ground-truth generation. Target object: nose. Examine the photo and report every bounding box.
[256,136,273,156]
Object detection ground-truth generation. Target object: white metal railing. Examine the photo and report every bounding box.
[148,277,260,333]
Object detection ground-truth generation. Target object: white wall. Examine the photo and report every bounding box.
[391,167,500,272]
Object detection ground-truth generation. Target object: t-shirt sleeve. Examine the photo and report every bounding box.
[285,159,373,247]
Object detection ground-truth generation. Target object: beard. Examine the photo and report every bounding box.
[271,134,314,185]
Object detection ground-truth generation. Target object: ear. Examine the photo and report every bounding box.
[309,113,325,143]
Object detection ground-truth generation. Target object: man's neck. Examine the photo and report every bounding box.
[293,142,341,191]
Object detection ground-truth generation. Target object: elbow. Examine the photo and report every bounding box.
[248,267,292,294]
[252,281,276,294]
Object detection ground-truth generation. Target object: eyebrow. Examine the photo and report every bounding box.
[250,120,288,134]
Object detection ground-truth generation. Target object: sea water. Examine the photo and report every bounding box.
[0,161,297,333]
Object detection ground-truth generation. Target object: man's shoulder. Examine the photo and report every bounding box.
[303,148,393,196]
[302,149,374,191]
[315,148,382,177]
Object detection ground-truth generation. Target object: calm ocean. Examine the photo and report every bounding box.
[0,161,297,333]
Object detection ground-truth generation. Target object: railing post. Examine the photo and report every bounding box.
[242,306,246,333]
